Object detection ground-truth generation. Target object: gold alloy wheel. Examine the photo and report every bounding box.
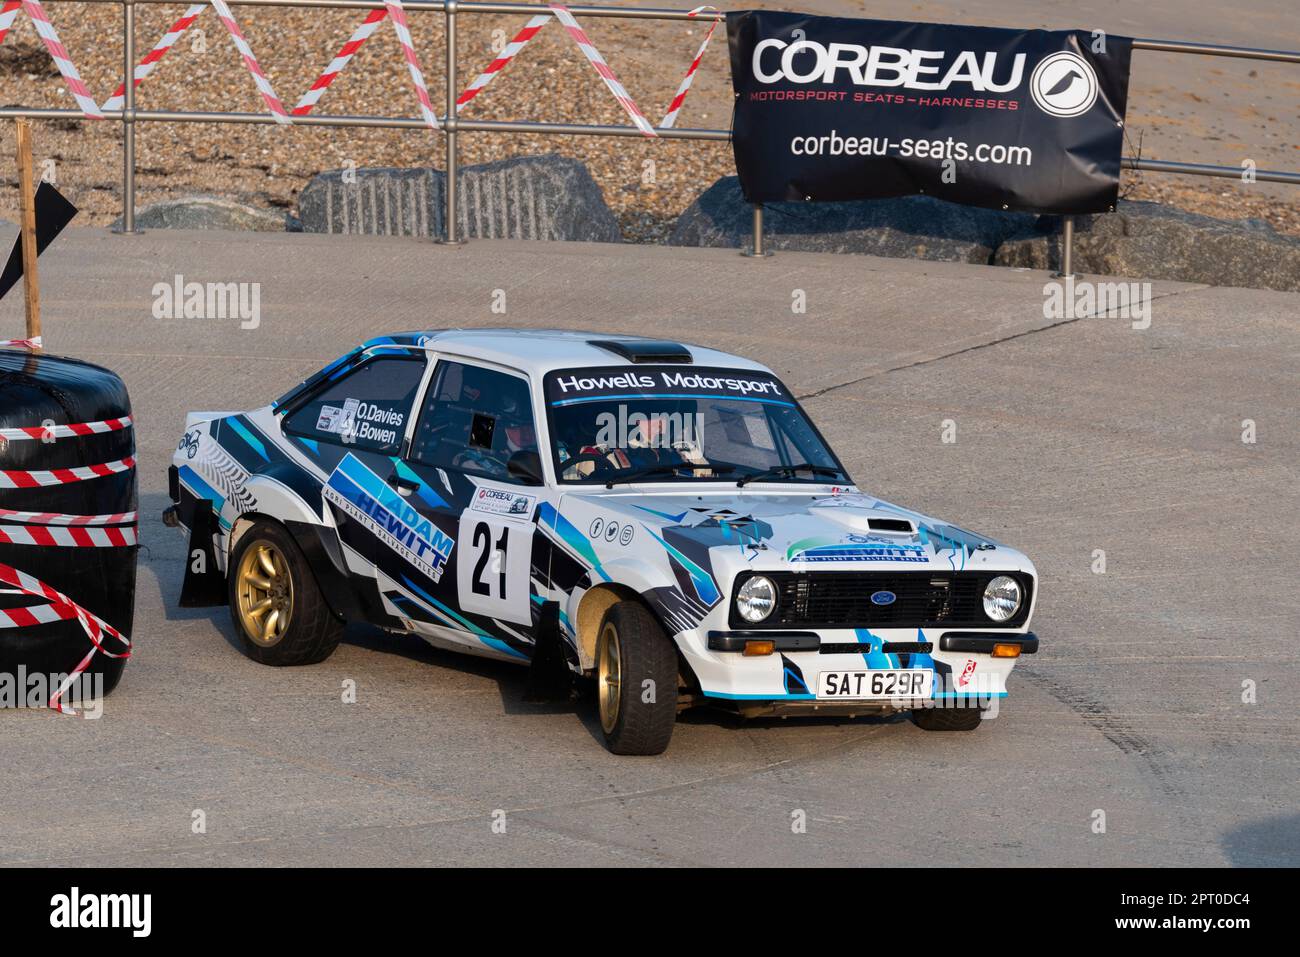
[235,539,294,646]
[597,621,622,734]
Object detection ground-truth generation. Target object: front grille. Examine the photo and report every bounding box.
[733,571,1032,629]
[820,641,934,655]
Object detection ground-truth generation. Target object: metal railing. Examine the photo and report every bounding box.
[2,0,1298,267]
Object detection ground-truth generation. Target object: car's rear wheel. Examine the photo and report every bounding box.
[228,520,343,666]
[596,601,678,755]
[912,705,983,731]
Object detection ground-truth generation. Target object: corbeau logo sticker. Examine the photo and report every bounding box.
[469,486,537,518]
[324,454,454,581]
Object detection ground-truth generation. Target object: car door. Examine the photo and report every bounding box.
[397,355,547,659]
[278,348,431,622]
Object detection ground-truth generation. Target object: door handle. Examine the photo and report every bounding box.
[387,475,420,496]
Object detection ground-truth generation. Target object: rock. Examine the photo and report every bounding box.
[113,195,295,232]
[669,176,1039,264]
[298,166,439,238]
[297,154,622,243]
[994,200,1300,292]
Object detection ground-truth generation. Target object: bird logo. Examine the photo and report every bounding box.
[1030,51,1099,117]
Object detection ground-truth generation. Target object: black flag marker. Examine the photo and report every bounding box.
[0,180,77,303]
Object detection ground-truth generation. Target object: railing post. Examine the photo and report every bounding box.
[741,204,770,258]
[442,0,461,245]
[1053,215,1075,278]
[116,0,138,234]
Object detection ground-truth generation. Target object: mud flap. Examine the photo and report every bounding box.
[179,501,228,607]
[523,600,575,703]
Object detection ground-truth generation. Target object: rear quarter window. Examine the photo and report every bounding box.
[283,356,426,454]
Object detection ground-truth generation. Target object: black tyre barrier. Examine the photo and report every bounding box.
[0,350,136,708]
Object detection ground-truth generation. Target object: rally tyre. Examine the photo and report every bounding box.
[596,601,679,756]
[228,521,343,666]
[912,705,983,731]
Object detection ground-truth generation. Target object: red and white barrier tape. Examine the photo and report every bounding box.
[455,14,552,112]
[0,455,135,489]
[0,562,130,714]
[295,3,437,128]
[209,0,291,124]
[0,601,77,629]
[385,0,440,131]
[548,5,655,136]
[101,2,206,112]
[659,6,721,129]
[0,415,133,443]
[0,507,136,526]
[5,0,718,133]
[16,1,103,119]
[101,1,291,123]
[0,524,137,547]
[457,5,719,129]
[0,0,21,44]
[292,7,387,115]
[293,3,717,128]
[0,416,136,714]
[0,336,41,350]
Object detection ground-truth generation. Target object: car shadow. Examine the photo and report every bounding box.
[338,627,913,749]
[137,491,229,623]
[341,624,584,713]
[568,691,911,751]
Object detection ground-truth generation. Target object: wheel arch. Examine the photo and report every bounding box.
[573,582,640,671]
[570,577,693,685]
[228,511,357,624]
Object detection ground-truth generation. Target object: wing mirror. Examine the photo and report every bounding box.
[507,450,545,486]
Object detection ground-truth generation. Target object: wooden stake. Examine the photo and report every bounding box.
[15,118,41,352]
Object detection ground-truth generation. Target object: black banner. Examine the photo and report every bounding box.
[727,11,1133,214]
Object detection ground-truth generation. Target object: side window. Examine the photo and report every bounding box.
[411,360,538,483]
[283,356,426,454]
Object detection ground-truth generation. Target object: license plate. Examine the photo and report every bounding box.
[817,669,932,700]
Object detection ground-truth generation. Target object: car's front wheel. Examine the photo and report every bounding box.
[228,520,343,666]
[595,601,678,755]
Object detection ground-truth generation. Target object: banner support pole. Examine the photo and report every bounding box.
[1054,215,1076,279]
[741,204,770,258]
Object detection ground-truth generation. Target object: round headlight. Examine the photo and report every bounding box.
[983,575,1022,622]
[736,575,776,623]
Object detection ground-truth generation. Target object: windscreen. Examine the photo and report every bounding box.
[544,365,847,485]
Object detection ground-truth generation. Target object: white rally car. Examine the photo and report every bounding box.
[165,330,1039,754]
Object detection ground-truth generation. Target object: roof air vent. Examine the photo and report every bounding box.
[588,339,693,364]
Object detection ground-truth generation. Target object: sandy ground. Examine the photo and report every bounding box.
[0,0,1294,239]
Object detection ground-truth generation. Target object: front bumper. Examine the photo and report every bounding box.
[707,630,1038,655]
[681,627,1036,705]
